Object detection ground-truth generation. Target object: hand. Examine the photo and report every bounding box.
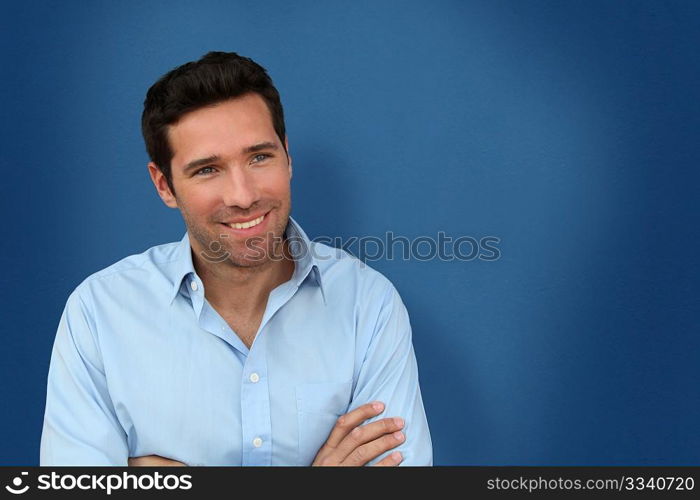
[312,401,405,466]
[128,455,186,466]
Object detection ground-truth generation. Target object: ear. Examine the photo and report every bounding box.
[285,136,292,179]
[147,162,178,208]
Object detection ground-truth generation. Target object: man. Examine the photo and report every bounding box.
[40,51,432,466]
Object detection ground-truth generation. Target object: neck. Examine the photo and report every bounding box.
[191,239,295,316]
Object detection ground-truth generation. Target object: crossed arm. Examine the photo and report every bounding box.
[130,401,407,466]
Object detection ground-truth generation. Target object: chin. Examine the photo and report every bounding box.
[226,254,274,269]
[225,239,279,267]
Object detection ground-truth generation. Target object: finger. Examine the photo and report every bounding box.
[323,401,386,449]
[128,455,186,466]
[342,430,406,466]
[373,451,403,467]
[333,417,404,461]
[128,455,156,466]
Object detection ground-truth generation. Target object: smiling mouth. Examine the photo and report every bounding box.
[219,211,270,231]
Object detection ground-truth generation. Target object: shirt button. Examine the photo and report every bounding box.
[249,373,260,383]
[190,281,198,291]
[252,437,263,448]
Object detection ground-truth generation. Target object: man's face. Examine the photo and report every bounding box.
[149,93,292,269]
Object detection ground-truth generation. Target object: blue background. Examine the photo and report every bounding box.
[1,0,699,465]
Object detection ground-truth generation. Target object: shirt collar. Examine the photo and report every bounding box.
[168,216,325,304]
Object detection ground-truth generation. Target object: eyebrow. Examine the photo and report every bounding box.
[244,141,279,154]
[182,142,280,174]
[183,155,220,174]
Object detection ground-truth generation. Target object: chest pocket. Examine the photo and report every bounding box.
[295,380,353,465]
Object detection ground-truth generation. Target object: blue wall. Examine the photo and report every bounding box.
[1,0,698,465]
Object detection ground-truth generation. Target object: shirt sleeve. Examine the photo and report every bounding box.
[350,283,433,466]
[40,289,129,465]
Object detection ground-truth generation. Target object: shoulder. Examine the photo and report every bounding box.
[310,240,397,297]
[308,243,413,360]
[309,241,406,327]
[70,238,182,304]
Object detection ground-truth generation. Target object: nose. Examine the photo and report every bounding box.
[221,166,259,209]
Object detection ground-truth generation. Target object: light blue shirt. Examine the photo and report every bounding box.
[40,217,432,466]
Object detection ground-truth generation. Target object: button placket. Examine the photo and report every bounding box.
[240,336,272,465]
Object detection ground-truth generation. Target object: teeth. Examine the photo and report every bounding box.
[229,214,265,230]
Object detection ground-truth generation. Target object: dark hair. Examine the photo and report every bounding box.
[141,51,286,195]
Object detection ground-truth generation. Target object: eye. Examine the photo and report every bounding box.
[251,153,270,164]
[195,166,216,176]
